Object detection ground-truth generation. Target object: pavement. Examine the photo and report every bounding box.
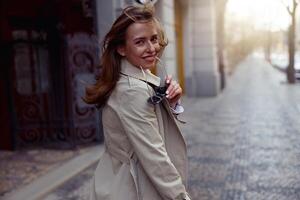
[0,144,103,200]
[0,147,77,197]
[2,55,300,200]
[185,56,300,199]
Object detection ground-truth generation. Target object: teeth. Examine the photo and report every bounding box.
[137,0,158,5]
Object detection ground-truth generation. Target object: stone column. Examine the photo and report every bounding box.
[185,0,220,96]
[94,0,116,45]
[155,0,178,83]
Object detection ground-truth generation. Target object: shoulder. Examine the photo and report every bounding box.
[112,76,156,115]
[116,75,153,99]
[119,74,149,89]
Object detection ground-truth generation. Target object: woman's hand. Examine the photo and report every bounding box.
[165,75,182,108]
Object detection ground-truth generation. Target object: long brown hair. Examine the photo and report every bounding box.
[83,5,168,108]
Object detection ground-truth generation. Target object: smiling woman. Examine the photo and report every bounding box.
[86,4,190,200]
[227,0,290,31]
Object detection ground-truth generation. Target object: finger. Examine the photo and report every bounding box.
[166,80,176,97]
[168,89,182,106]
[170,84,182,100]
[169,87,181,100]
[165,75,172,85]
[167,81,179,98]
[169,89,182,104]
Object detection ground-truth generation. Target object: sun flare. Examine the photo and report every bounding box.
[226,0,291,31]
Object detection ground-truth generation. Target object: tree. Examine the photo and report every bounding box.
[281,0,298,83]
[215,0,228,89]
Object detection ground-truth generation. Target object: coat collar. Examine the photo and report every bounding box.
[120,59,161,87]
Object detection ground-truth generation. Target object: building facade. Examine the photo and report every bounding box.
[0,0,103,150]
[95,0,220,96]
[0,0,222,150]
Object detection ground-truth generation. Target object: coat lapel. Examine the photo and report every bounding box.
[120,59,161,87]
[160,99,188,186]
[161,99,187,147]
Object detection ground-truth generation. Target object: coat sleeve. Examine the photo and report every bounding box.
[117,86,188,200]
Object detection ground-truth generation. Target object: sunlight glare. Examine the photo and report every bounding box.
[227,0,291,31]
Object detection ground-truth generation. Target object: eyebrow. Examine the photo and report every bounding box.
[133,37,146,41]
[133,34,158,41]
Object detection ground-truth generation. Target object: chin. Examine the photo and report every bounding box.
[142,61,155,69]
[143,64,155,70]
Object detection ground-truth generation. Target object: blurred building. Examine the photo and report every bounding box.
[0,0,102,150]
[0,0,222,150]
[97,0,220,97]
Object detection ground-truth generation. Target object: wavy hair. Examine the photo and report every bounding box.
[83,5,168,108]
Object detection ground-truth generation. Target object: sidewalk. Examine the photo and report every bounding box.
[0,143,103,200]
[2,56,300,200]
[183,56,300,199]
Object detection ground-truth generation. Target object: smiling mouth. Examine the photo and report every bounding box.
[143,55,156,62]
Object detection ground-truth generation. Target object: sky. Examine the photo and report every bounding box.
[226,0,292,31]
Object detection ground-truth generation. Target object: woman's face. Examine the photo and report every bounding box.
[118,21,160,70]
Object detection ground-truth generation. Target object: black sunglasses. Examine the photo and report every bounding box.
[147,85,168,105]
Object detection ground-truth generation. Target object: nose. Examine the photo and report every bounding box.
[146,41,155,52]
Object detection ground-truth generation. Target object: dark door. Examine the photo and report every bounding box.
[10,26,57,148]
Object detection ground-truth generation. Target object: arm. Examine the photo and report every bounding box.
[118,86,189,200]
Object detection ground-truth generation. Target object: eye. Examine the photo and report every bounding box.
[151,36,158,43]
[135,40,144,45]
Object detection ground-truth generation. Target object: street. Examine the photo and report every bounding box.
[45,56,300,200]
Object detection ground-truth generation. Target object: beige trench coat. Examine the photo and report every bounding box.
[90,59,190,200]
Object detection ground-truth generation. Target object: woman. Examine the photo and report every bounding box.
[85,4,190,200]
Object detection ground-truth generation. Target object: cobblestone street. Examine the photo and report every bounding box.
[184,56,300,200]
[45,56,300,200]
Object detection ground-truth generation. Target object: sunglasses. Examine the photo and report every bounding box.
[147,85,168,105]
[143,57,169,105]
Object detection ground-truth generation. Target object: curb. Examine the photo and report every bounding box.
[2,145,104,200]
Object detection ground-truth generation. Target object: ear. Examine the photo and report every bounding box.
[117,46,126,57]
